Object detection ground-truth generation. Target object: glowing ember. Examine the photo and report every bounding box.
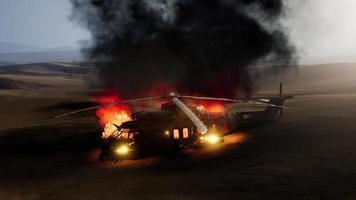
[94,90,131,139]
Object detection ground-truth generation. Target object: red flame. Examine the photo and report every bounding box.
[196,101,226,113]
[93,90,131,139]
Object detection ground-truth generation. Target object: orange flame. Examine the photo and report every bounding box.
[94,90,131,139]
[196,102,225,113]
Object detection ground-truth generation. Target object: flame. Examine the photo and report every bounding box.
[196,105,205,112]
[196,102,225,113]
[94,90,131,139]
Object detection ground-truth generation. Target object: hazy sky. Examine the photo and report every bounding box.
[284,0,356,59]
[0,0,89,48]
[0,0,355,59]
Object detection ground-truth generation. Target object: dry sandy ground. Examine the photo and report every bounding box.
[0,63,356,199]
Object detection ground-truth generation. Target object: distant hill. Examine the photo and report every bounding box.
[0,41,45,53]
[299,55,356,65]
[0,62,94,92]
[256,63,356,95]
[0,61,15,66]
[0,77,50,90]
[0,50,84,65]
[0,62,92,76]
[0,42,83,65]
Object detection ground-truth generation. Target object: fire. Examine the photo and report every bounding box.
[196,102,225,113]
[96,107,131,139]
[94,90,131,139]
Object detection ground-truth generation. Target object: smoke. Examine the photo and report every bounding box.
[70,0,296,98]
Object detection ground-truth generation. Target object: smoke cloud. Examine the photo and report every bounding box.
[70,0,296,98]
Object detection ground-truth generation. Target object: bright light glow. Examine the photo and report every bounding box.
[201,134,221,144]
[173,129,180,139]
[115,145,129,155]
[196,105,205,112]
[206,134,220,144]
[165,130,170,136]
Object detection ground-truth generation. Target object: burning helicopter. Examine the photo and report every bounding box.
[54,83,292,162]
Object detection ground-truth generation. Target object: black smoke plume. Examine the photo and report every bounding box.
[70,0,295,98]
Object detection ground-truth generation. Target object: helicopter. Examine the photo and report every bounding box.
[54,83,292,162]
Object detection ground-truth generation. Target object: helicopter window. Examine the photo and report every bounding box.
[119,128,130,139]
[183,128,189,138]
[173,129,179,139]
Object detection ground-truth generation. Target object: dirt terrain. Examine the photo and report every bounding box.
[1,63,356,199]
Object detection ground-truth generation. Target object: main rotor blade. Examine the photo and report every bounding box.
[182,95,278,103]
[246,99,287,109]
[172,97,208,134]
[52,96,162,119]
[181,95,286,108]
[181,95,238,102]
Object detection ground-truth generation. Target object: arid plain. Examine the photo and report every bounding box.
[1,63,356,199]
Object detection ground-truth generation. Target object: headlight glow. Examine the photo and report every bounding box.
[115,145,129,155]
[200,134,221,144]
[164,130,170,136]
[206,134,220,144]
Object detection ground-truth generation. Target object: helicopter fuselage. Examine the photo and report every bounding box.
[99,96,286,162]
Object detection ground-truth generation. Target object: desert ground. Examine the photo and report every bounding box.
[1,63,356,199]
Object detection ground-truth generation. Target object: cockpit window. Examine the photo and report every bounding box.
[120,128,131,139]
